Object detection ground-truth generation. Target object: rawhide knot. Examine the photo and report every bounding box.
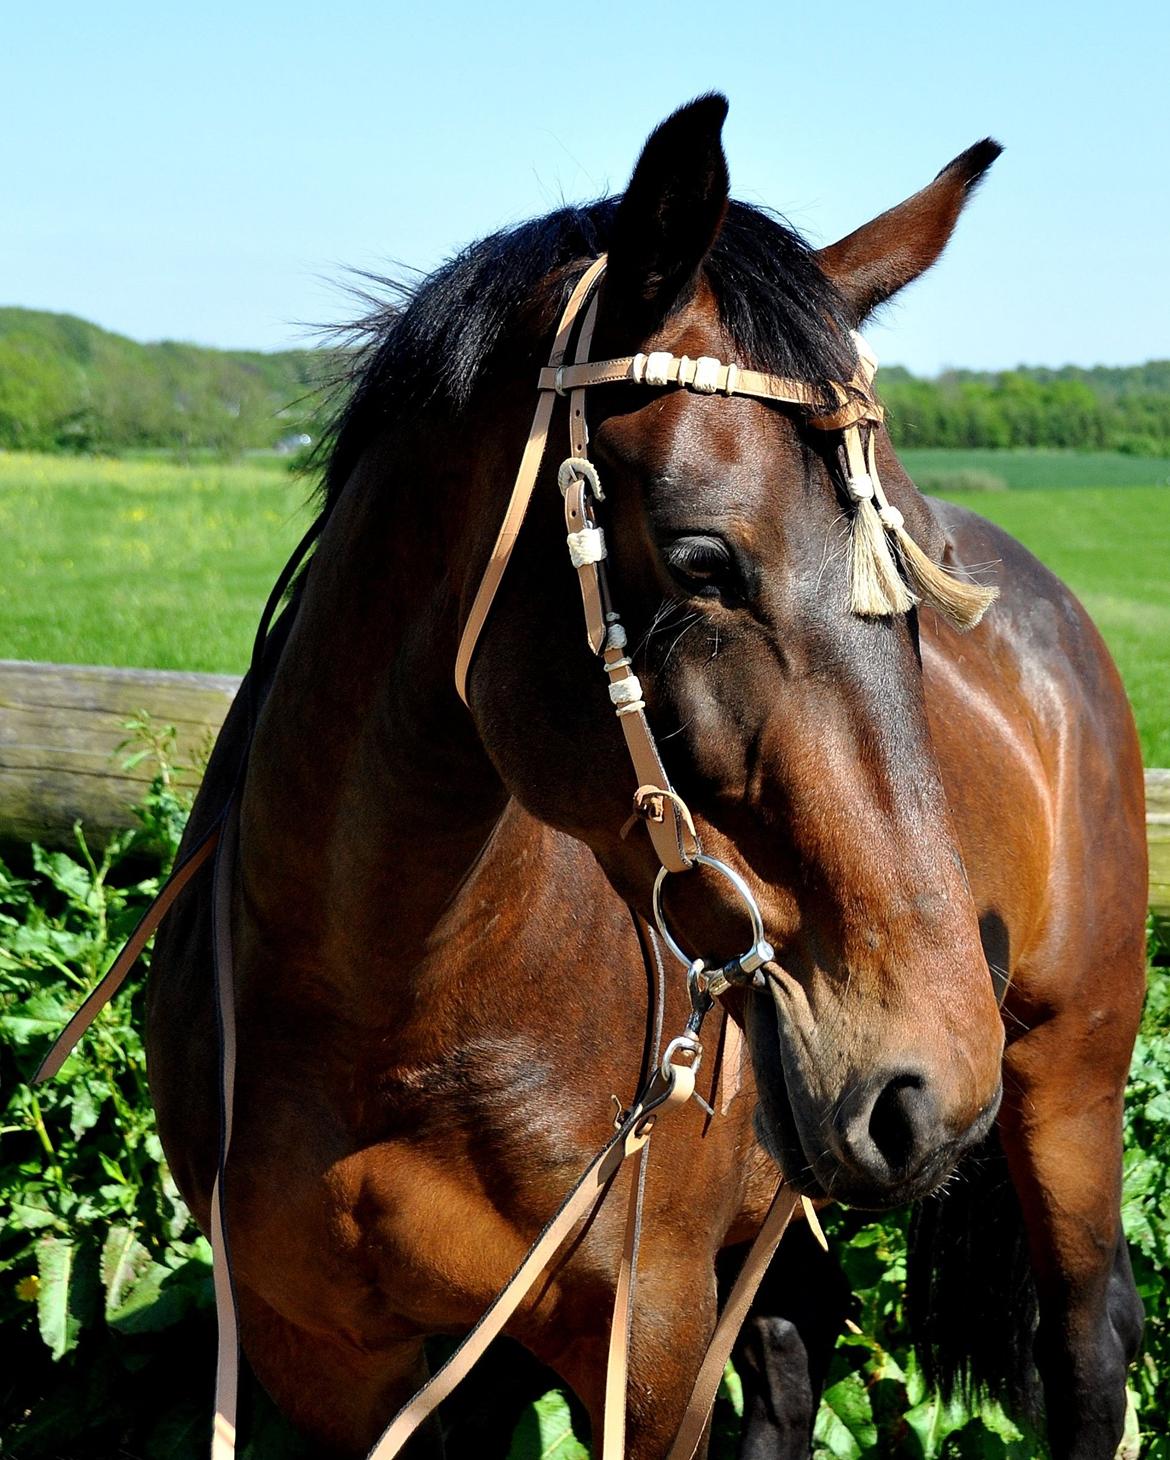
[557,457,604,502]
[632,784,700,850]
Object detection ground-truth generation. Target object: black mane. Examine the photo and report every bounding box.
[317,197,855,512]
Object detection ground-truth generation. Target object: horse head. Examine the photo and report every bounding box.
[458,96,1005,1210]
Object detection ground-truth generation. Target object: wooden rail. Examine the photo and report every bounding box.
[0,660,237,849]
[1,659,1168,916]
[1149,770,1170,918]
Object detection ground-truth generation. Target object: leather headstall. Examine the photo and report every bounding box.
[453,253,883,881]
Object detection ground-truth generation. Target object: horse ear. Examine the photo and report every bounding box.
[817,140,1002,323]
[603,94,730,334]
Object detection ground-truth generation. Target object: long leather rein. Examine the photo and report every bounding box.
[29,252,890,1459]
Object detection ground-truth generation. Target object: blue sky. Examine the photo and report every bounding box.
[2,0,1165,374]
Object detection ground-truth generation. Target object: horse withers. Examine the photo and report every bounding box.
[146,96,1146,1458]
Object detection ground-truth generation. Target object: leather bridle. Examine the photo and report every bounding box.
[32,251,899,1460]
[455,252,885,977]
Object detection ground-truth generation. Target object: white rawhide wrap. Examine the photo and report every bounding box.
[643,352,674,388]
[609,676,645,715]
[692,356,722,394]
[566,526,606,568]
[557,456,604,502]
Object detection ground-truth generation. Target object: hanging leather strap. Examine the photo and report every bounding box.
[210,798,242,1460]
[601,1136,651,1460]
[666,1184,801,1460]
[32,825,221,1084]
[365,1061,697,1460]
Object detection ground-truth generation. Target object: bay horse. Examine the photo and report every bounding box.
[144,96,1146,1458]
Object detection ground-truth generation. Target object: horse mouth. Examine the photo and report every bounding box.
[745,985,998,1212]
[745,988,831,1200]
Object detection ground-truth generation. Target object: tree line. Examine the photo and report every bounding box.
[0,309,331,455]
[880,361,1170,455]
[1,307,1168,456]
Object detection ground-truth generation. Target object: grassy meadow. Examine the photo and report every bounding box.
[0,452,311,674]
[0,446,1167,761]
[936,480,1170,764]
[901,447,1170,491]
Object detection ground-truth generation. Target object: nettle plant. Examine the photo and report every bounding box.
[0,720,220,1454]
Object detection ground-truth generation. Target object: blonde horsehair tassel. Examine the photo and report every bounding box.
[843,427,914,618]
[865,434,999,631]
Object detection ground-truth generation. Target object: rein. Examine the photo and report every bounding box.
[29,251,992,1460]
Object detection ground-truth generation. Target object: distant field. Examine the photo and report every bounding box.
[0,449,1166,762]
[901,447,1170,490]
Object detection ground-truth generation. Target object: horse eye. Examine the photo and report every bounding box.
[663,535,736,599]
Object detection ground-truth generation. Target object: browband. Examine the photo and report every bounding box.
[537,350,882,432]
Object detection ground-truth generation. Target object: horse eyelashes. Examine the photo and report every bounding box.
[665,534,733,578]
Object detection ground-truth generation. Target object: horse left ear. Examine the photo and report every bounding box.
[817,140,1002,323]
[603,94,731,335]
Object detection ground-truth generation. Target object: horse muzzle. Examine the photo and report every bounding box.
[746,972,1003,1210]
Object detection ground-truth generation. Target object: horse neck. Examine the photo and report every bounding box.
[236,416,539,1002]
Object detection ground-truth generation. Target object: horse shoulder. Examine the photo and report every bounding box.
[921,498,1146,1025]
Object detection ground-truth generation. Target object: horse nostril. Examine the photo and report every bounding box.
[866,1072,928,1174]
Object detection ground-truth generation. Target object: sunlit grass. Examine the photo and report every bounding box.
[0,452,310,674]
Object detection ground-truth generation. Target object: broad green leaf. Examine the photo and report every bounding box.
[1118,1384,1141,1460]
[820,1372,877,1449]
[101,1224,152,1316]
[8,1195,63,1231]
[69,1079,101,1137]
[106,1254,212,1333]
[975,1399,1024,1442]
[35,1234,97,1360]
[507,1389,588,1460]
[718,1359,743,1419]
[31,845,94,906]
[813,1402,864,1460]
[904,1388,971,1458]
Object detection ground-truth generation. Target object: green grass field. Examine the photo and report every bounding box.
[0,448,1166,762]
[0,452,311,674]
[901,447,1170,490]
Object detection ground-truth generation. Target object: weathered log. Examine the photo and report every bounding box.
[0,660,1167,915]
[1148,769,1170,921]
[0,660,238,850]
